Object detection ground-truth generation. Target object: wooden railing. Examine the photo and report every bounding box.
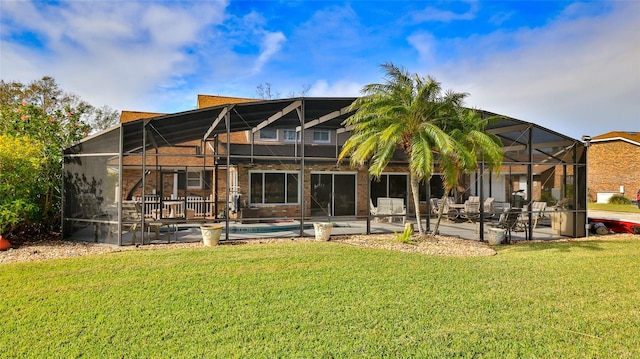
[132,195,215,219]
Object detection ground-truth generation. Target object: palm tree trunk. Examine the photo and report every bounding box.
[432,191,450,235]
[410,174,424,235]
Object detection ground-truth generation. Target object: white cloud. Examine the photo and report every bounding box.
[252,31,286,74]
[407,32,436,65]
[411,2,640,138]
[410,1,478,22]
[309,79,362,97]
[0,1,228,111]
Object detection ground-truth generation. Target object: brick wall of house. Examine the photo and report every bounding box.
[233,162,414,218]
[588,140,640,201]
[121,169,214,200]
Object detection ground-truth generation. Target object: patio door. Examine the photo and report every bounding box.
[310,173,356,217]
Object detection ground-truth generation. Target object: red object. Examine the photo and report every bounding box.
[0,236,11,251]
[589,218,640,235]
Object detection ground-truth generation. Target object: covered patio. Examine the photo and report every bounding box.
[62,97,587,245]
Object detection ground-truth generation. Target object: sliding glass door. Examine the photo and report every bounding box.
[310,172,356,217]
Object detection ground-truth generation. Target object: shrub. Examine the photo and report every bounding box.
[608,194,631,205]
[0,135,44,235]
[395,224,415,244]
[0,100,90,231]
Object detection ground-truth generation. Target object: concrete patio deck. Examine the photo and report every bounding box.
[68,210,639,246]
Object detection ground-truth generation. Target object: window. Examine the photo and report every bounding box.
[283,129,300,142]
[259,129,278,141]
[313,130,330,143]
[370,173,407,204]
[249,171,299,204]
[187,171,202,189]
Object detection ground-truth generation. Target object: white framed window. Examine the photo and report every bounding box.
[187,171,202,189]
[283,129,300,142]
[259,128,278,141]
[313,129,330,143]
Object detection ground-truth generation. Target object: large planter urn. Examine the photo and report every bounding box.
[200,225,223,246]
[313,222,333,241]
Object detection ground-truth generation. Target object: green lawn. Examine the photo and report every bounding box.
[588,202,640,213]
[2,240,639,357]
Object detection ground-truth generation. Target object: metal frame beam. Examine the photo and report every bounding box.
[252,100,302,133]
[203,106,232,141]
[296,105,351,131]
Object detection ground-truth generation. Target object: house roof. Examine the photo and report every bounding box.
[66,96,584,166]
[119,111,166,123]
[121,97,358,153]
[197,95,258,109]
[591,131,640,146]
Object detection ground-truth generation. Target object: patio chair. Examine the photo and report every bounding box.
[483,197,495,218]
[430,198,440,215]
[390,198,406,224]
[461,200,481,223]
[370,199,380,223]
[496,208,527,243]
[437,197,458,222]
[531,201,548,228]
[377,198,394,223]
[114,201,166,244]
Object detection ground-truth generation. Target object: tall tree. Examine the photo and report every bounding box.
[0,76,119,133]
[0,77,93,235]
[338,63,466,235]
[432,108,504,235]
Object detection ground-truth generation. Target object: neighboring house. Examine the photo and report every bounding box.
[588,131,640,203]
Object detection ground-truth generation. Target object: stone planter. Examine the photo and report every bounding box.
[200,225,223,246]
[313,222,333,241]
[487,227,506,245]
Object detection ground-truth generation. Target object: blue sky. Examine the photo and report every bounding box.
[1,0,638,139]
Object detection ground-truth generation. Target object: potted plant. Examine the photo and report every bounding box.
[313,222,333,241]
[0,235,10,251]
[200,224,223,246]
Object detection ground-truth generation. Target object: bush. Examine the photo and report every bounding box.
[608,194,631,205]
[0,99,90,232]
[0,135,44,235]
[395,224,415,244]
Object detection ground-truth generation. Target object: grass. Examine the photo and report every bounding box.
[2,240,640,357]
[588,202,640,213]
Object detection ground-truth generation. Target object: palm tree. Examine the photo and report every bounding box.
[432,108,504,235]
[338,63,466,235]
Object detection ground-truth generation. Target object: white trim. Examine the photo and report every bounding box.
[283,129,300,143]
[313,129,330,143]
[590,136,640,147]
[258,128,279,142]
[172,173,178,199]
[187,171,203,189]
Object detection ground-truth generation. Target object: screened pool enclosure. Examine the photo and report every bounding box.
[63,97,588,245]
